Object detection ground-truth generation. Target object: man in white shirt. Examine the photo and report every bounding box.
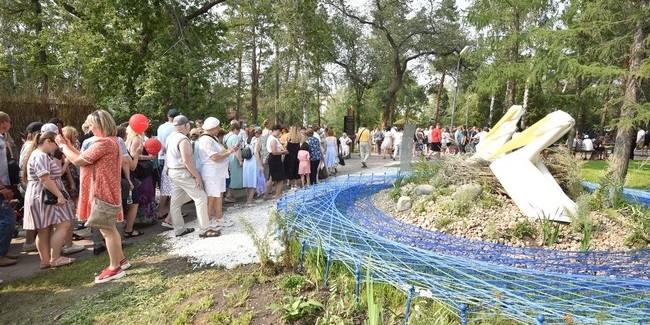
[636,127,645,152]
[166,115,220,238]
[392,127,403,160]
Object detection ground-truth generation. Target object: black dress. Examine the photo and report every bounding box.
[284,142,300,180]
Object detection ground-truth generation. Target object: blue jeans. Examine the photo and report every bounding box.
[0,200,16,257]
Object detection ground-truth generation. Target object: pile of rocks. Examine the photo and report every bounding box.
[372,182,632,252]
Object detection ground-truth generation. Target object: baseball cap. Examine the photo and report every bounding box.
[189,128,200,136]
[173,115,190,126]
[26,122,44,134]
[168,108,180,117]
[41,123,59,133]
[203,117,220,130]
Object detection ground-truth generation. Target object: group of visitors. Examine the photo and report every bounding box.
[0,108,353,285]
[362,123,490,163]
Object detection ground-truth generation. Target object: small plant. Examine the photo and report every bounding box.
[570,194,595,251]
[623,204,650,248]
[239,212,277,268]
[390,177,404,202]
[539,217,561,247]
[434,216,454,230]
[509,220,537,239]
[278,273,310,295]
[270,295,324,322]
[365,267,383,325]
[484,219,503,240]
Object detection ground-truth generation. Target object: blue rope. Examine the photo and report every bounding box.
[277,172,650,324]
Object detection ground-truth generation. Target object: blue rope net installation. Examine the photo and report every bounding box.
[276,172,650,324]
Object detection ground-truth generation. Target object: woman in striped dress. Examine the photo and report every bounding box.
[22,131,76,269]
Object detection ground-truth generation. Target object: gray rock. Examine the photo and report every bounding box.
[414,184,435,196]
[451,183,483,201]
[396,196,413,212]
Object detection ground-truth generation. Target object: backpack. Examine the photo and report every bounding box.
[241,144,253,159]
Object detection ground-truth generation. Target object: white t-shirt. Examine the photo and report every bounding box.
[393,131,403,145]
[266,134,281,153]
[637,130,646,142]
[582,138,594,151]
[197,135,228,177]
[165,132,189,169]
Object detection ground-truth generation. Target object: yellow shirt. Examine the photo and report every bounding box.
[357,127,370,142]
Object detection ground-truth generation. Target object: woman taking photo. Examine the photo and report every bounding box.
[22,131,76,269]
[57,110,129,283]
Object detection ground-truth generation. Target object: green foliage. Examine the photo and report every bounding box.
[278,274,311,295]
[623,204,650,248]
[390,177,404,202]
[436,191,473,217]
[270,295,324,322]
[509,220,537,240]
[238,212,277,269]
[365,267,383,325]
[538,214,562,247]
[434,216,454,230]
[570,194,596,251]
[478,192,503,209]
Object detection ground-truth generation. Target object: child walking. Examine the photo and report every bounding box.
[297,142,311,188]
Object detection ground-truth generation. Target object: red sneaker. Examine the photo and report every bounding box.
[94,267,126,284]
[119,258,131,270]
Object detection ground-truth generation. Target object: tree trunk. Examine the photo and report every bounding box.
[251,26,259,124]
[605,16,647,205]
[381,59,405,127]
[434,68,446,125]
[31,0,48,101]
[506,10,521,109]
[599,85,610,135]
[576,76,584,134]
[236,48,243,114]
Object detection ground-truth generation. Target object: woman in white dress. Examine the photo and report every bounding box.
[339,133,351,158]
[380,127,393,159]
[242,126,264,205]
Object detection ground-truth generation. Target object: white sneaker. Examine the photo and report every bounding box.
[22,242,37,252]
[216,218,234,227]
[62,244,85,255]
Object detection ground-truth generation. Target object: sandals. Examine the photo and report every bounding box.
[50,256,76,267]
[39,262,51,269]
[199,229,221,238]
[175,228,195,237]
[72,233,85,241]
[224,197,236,203]
[124,229,144,238]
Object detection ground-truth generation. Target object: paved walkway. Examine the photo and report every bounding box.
[0,152,401,283]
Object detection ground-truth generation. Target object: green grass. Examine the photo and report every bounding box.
[581,160,650,189]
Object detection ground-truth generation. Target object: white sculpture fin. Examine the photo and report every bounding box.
[473,105,525,161]
[489,111,576,222]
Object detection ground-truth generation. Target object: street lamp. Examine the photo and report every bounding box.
[450,45,469,129]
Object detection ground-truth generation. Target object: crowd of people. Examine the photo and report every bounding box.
[359,123,490,162]
[0,108,357,284]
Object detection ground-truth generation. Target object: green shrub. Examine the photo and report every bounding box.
[509,220,537,239]
[270,295,324,322]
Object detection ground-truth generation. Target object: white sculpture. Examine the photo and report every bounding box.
[472,105,525,161]
[475,108,576,223]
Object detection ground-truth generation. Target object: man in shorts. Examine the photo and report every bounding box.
[427,123,442,160]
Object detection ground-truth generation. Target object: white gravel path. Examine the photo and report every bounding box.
[163,164,399,269]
